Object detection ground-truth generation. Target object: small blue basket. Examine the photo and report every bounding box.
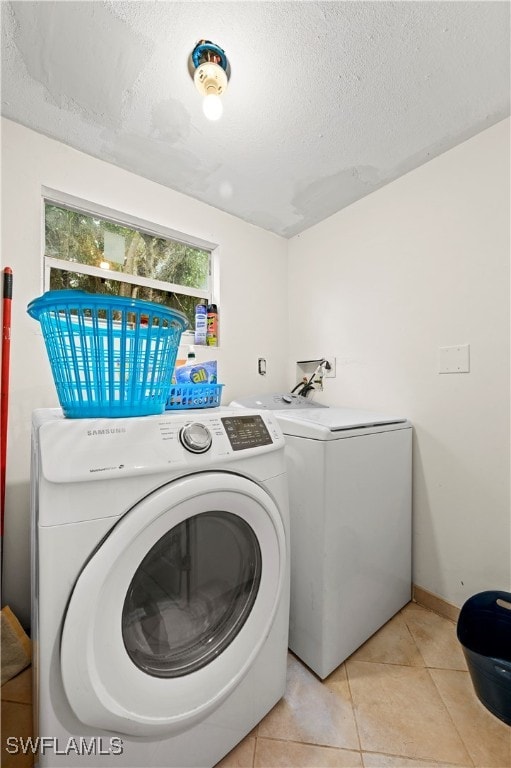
[28,290,188,418]
[166,384,224,410]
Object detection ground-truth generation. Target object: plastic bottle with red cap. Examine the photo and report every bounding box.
[206,303,218,346]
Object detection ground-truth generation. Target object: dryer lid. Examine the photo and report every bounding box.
[275,407,409,439]
[229,396,409,439]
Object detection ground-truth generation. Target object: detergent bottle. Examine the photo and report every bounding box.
[194,301,207,345]
[206,304,218,346]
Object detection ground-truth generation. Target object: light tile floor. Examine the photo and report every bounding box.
[216,603,511,768]
[1,603,509,768]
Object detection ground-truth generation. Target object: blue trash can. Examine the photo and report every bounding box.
[457,590,511,726]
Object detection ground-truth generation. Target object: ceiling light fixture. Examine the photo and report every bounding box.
[190,40,230,121]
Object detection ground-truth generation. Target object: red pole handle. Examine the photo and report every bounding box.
[1,266,13,535]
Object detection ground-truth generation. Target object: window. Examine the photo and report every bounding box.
[43,192,215,330]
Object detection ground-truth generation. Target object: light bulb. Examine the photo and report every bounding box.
[203,93,223,121]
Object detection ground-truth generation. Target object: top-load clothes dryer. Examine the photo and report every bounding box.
[231,394,412,679]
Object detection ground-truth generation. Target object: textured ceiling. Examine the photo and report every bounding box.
[1,1,509,237]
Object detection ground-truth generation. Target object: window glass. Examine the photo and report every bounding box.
[122,511,262,677]
[44,202,211,327]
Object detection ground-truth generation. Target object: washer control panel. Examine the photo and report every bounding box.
[221,415,272,451]
[37,408,285,483]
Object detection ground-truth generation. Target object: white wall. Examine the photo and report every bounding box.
[288,118,511,608]
[2,117,509,627]
[0,118,289,626]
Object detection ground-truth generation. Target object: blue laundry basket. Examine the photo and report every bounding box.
[457,590,511,726]
[28,290,188,418]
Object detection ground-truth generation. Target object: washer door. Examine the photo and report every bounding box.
[60,472,286,736]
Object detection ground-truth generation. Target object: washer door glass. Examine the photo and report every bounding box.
[122,511,261,678]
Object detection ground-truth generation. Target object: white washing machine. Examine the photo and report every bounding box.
[31,407,290,767]
[231,394,412,679]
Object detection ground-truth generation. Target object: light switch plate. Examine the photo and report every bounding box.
[438,344,470,374]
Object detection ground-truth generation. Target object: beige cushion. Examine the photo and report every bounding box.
[1,606,31,686]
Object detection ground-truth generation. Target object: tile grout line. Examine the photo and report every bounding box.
[252,732,366,768]
[360,745,473,766]
[401,604,477,766]
[399,606,430,669]
[344,660,364,757]
[254,732,363,752]
[254,738,365,768]
[424,666,477,768]
[250,729,256,768]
